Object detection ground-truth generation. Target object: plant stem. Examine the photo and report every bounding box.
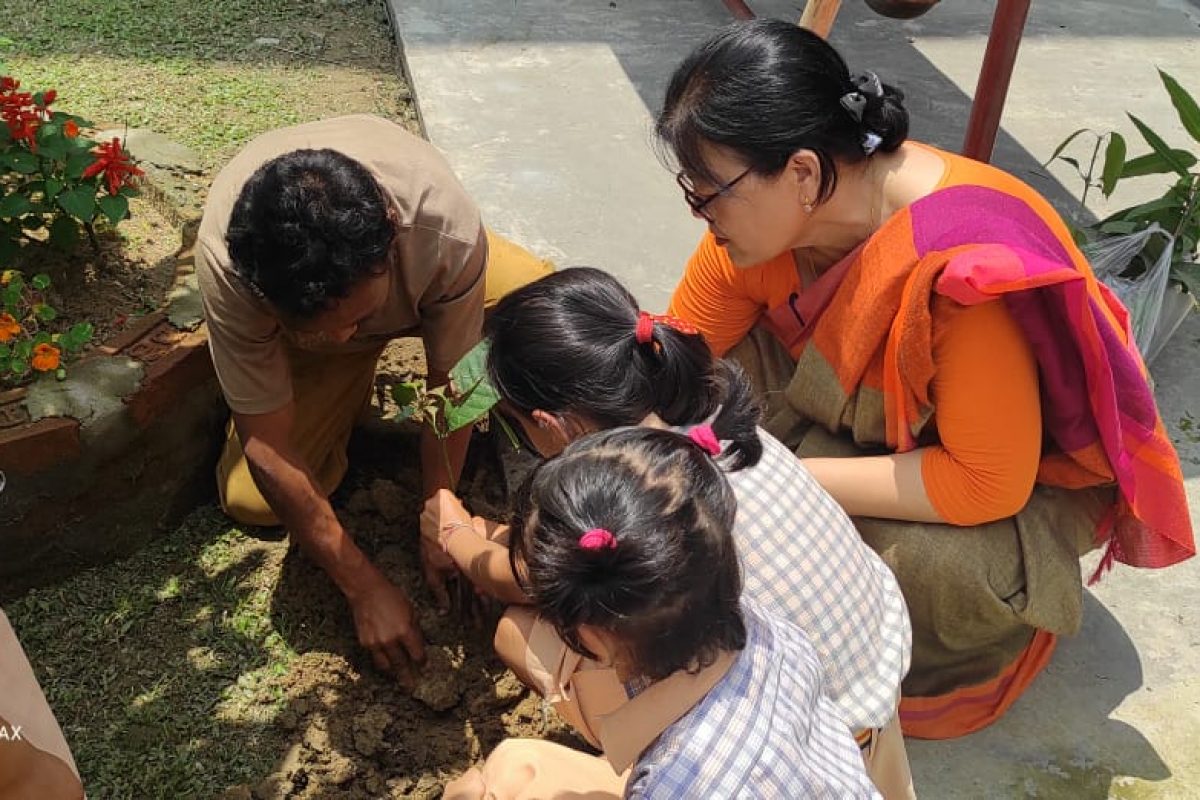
[439,438,455,493]
[85,222,101,255]
[1081,134,1105,211]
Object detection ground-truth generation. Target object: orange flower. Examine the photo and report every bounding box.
[0,313,20,342]
[31,343,61,372]
[63,119,79,138]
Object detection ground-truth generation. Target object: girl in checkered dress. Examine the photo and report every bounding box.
[443,426,877,799]
[422,266,913,797]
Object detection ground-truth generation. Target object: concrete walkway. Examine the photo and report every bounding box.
[389,1,1200,797]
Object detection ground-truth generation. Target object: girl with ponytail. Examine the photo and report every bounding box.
[443,428,877,799]
[421,267,913,797]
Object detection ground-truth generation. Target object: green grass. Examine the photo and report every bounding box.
[0,0,413,167]
[6,506,297,798]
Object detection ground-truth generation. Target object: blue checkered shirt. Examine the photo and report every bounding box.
[625,601,881,799]
[685,426,912,731]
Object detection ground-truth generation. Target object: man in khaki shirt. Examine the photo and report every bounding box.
[196,115,552,676]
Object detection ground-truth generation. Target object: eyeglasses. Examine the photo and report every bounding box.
[675,167,753,220]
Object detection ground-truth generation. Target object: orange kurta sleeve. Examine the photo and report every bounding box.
[669,233,761,357]
[921,299,1042,526]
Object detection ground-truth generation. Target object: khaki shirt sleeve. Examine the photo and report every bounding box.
[418,228,486,375]
[196,239,293,415]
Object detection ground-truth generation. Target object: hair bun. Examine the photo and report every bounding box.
[862,80,909,153]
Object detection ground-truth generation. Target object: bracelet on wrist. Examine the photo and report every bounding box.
[439,520,475,553]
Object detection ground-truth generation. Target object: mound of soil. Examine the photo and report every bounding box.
[220,429,577,799]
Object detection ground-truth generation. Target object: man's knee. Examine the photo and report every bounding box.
[218,464,280,528]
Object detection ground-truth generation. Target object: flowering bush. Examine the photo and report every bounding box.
[0,75,142,267]
[0,269,92,385]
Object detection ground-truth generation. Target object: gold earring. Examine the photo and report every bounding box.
[803,199,814,214]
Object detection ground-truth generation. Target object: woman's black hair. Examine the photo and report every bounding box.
[485,267,762,470]
[509,426,745,680]
[657,19,909,202]
[227,148,395,320]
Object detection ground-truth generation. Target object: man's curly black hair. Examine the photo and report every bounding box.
[226,149,396,320]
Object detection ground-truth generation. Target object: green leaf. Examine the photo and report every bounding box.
[47,215,79,251]
[57,186,96,221]
[449,339,491,391]
[1159,70,1200,144]
[446,378,500,433]
[36,135,68,161]
[390,380,422,408]
[1121,150,1198,178]
[55,367,67,381]
[9,151,37,174]
[1128,113,1190,178]
[44,178,63,200]
[34,303,57,322]
[13,339,31,359]
[68,321,94,346]
[1124,194,1184,221]
[1172,261,1200,297]
[1100,132,1126,198]
[0,343,9,358]
[10,357,27,375]
[1098,219,1142,235]
[0,192,33,218]
[492,410,522,452]
[32,331,51,346]
[97,194,129,226]
[1058,156,1081,172]
[31,273,51,290]
[65,151,94,181]
[1044,128,1092,168]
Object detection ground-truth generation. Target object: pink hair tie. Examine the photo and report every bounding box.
[688,424,722,456]
[579,528,618,551]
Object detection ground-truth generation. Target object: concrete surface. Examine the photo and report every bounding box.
[390,0,1200,796]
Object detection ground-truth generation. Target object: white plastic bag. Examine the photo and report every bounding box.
[1084,224,1191,364]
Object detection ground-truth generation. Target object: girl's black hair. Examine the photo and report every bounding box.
[485,267,762,470]
[656,19,909,202]
[509,426,745,680]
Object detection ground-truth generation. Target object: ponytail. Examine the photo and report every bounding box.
[488,267,764,471]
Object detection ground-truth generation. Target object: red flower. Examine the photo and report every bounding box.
[81,138,144,196]
[0,78,45,148]
[38,89,56,108]
[63,119,80,138]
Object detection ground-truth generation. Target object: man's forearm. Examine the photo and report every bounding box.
[244,441,381,599]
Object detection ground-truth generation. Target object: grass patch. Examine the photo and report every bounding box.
[6,506,297,798]
[0,0,414,167]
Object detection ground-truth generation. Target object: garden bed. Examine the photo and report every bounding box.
[5,429,574,799]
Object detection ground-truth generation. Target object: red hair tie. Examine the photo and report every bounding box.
[635,311,699,346]
[688,424,722,456]
[579,528,617,551]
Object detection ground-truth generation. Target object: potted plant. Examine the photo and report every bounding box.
[1046,69,1198,363]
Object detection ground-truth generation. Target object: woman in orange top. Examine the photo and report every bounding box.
[658,20,1193,739]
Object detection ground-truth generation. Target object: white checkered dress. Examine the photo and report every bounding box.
[626,600,881,799]
[689,426,912,731]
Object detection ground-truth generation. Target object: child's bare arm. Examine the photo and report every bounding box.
[421,491,528,605]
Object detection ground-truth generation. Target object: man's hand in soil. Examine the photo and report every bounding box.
[347,570,427,682]
[234,405,427,678]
